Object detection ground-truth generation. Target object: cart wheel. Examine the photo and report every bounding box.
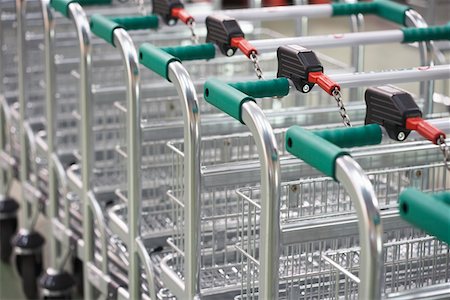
[40,270,75,299]
[72,257,83,296]
[0,197,19,263]
[15,252,43,299]
[12,230,45,299]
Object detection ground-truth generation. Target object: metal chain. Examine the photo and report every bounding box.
[437,135,450,171]
[134,0,146,15]
[250,52,264,80]
[187,20,199,44]
[332,88,352,127]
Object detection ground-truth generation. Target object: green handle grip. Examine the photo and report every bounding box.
[314,124,382,149]
[139,43,180,80]
[161,43,216,62]
[90,14,159,46]
[332,0,410,26]
[286,126,349,179]
[51,0,111,18]
[204,79,255,123]
[229,78,290,99]
[286,125,383,179]
[399,189,450,244]
[402,24,450,43]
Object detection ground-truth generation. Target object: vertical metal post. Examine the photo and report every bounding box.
[114,29,142,300]
[242,101,281,300]
[168,62,201,299]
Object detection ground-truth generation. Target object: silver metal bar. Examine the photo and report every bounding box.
[335,156,383,300]
[251,29,405,53]
[328,65,450,88]
[16,0,30,229]
[349,8,365,101]
[66,3,95,298]
[136,237,157,300]
[191,4,333,23]
[167,61,201,299]
[42,0,58,268]
[241,101,281,300]
[113,28,142,300]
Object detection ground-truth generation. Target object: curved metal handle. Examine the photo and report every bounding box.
[50,0,112,18]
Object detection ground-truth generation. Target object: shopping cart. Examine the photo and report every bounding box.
[206,84,448,299]
[134,37,448,299]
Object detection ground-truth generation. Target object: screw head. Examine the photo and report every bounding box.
[397,132,406,141]
[302,85,310,93]
[226,48,234,57]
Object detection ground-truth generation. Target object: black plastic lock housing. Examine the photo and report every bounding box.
[276,45,323,93]
[152,0,184,25]
[364,85,422,141]
[205,14,245,56]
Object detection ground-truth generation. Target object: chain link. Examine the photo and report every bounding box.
[332,88,352,127]
[187,20,199,44]
[437,135,450,171]
[134,0,146,15]
[250,52,264,80]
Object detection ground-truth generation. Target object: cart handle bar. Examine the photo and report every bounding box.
[399,189,450,244]
[51,0,111,18]
[286,125,382,180]
[138,21,450,74]
[332,0,409,26]
[90,14,159,46]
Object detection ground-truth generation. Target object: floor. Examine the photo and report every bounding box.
[1,2,449,299]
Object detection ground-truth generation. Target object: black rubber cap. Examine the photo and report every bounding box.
[11,231,45,249]
[0,197,19,214]
[40,271,75,292]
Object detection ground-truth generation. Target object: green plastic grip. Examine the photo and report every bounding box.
[161,43,216,62]
[314,124,382,148]
[399,189,450,244]
[402,23,450,43]
[332,0,410,26]
[204,79,255,123]
[229,78,290,98]
[90,14,159,46]
[139,43,180,80]
[50,0,112,18]
[286,126,349,179]
[286,125,383,179]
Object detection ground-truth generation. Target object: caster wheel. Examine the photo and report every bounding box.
[72,257,83,296]
[40,269,75,299]
[0,197,19,263]
[12,230,45,299]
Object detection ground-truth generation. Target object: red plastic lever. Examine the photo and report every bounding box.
[308,72,340,95]
[230,37,258,58]
[406,117,446,144]
[171,7,194,24]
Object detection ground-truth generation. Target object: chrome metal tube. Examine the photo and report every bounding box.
[42,0,58,268]
[251,29,404,53]
[191,4,332,23]
[328,65,450,88]
[241,101,281,300]
[113,28,142,300]
[168,62,201,299]
[67,3,95,298]
[335,156,383,300]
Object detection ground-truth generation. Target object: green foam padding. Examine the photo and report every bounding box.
[286,126,349,179]
[204,79,255,123]
[314,124,383,149]
[402,23,450,43]
[229,78,290,99]
[399,189,450,244]
[161,43,216,61]
[139,43,180,80]
[51,0,111,18]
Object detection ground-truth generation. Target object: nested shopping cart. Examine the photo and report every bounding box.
[134,25,449,298]
[0,0,21,265]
